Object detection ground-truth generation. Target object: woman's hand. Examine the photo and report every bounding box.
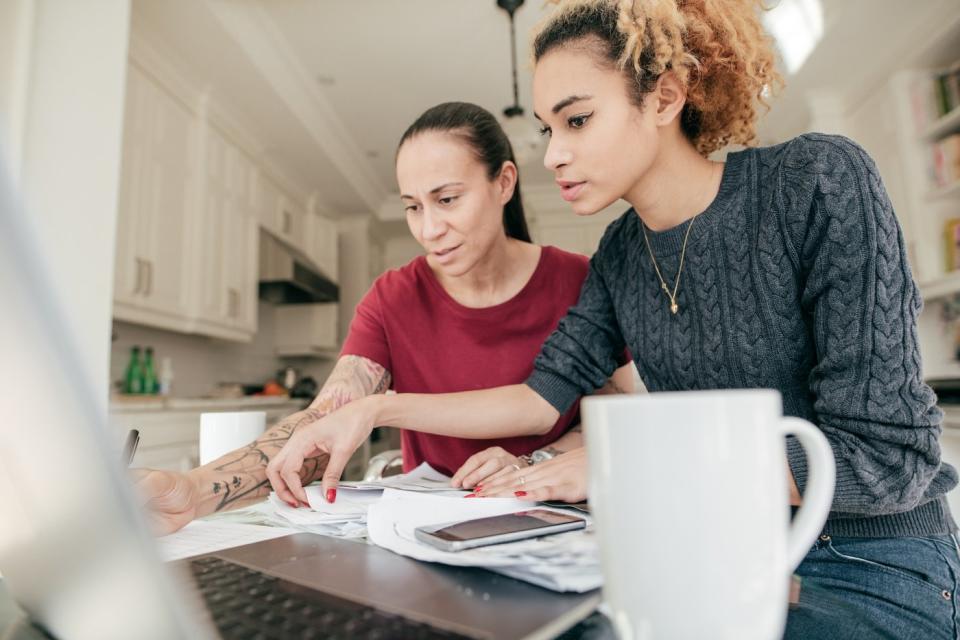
[451,446,529,490]
[132,468,201,536]
[474,447,588,503]
[266,398,377,504]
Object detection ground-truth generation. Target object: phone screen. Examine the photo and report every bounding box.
[427,509,583,542]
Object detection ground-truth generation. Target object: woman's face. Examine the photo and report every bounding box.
[396,131,513,277]
[533,45,660,215]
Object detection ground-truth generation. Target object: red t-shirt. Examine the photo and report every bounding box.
[341,246,591,476]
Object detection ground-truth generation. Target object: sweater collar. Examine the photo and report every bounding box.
[630,148,747,257]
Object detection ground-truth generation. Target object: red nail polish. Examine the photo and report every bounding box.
[326,489,336,503]
[464,493,476,498]
[515,491,527,497]
[475,483,484,489]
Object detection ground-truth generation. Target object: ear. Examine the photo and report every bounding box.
[496,160,518,206]
[652,71,687,128]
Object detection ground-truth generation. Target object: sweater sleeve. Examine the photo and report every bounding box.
[525,227,628,413]
[782,133,952,516]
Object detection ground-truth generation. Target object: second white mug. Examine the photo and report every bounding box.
[198,411,267,465]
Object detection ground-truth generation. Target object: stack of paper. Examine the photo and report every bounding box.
[262,462,463,538]
[367,488,601,593]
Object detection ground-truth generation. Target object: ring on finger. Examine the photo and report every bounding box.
[519,475,526,487]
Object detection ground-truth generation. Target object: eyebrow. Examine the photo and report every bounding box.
[400,182,464,200]
[534,94,593,120]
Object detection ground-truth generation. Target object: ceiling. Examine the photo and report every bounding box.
[132,0,960,217]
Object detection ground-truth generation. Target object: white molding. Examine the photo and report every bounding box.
[204,0,387,212]
[128,33,201,114]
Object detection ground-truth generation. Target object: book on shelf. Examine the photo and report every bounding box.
[945,218,960,273]
[910,61,960,134]
[931,134,960,189]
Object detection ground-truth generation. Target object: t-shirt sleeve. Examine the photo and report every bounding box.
[525,242,627,414]
[340,282,392,376]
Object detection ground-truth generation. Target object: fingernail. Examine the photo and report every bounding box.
[464,493,476,498]
[475,483,483,489]
[515,491,527,497]
[288,500,298,508]
[326,489,336,503]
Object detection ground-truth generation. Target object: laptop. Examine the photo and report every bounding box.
[0,157,599,639]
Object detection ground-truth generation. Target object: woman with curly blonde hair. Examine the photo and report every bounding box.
[269,1,959,635]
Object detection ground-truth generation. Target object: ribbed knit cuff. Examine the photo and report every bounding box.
[786,433,885,507]
[525,369,581,415]
[787,437,958,537]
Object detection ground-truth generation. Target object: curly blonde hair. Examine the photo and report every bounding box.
[533,0,782,155]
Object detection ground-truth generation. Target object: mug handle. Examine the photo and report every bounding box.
[779,417,836,571]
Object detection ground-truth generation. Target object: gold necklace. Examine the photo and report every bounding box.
[641,216,696,315]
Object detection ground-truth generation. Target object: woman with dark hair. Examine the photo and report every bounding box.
[270,2,959,636]
[135,101,632,535]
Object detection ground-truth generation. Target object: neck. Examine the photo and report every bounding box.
[624,133,723,232]
[433,237,540,308]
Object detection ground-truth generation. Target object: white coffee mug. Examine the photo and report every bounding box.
[583,389,835,640]
[199,411,267,465]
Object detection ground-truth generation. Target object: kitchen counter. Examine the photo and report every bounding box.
[109,396,309,471]
[110,395,308,413]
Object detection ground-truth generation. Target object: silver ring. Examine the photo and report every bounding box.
[519,476,526,486]
[510,463,521,472]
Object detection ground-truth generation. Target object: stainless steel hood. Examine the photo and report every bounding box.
[258,231,338,304]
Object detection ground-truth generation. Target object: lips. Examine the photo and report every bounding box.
[432,244,462,263]
[557,180,586,202]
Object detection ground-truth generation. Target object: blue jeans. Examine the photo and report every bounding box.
[785,534,960,639]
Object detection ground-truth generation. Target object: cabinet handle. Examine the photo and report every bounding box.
[133,259,143,295]
[283,211,292,234]
[145,261,153,297]
[228,288,239,318]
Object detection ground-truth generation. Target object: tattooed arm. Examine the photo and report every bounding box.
[133,355,391,534]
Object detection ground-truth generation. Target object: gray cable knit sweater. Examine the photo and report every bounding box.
[526,133,958,537]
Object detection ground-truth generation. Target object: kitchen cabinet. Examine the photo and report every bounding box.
[257,173,307,256]
[274,303,339,357]
[111,398,306,471]
[113,63,195,331]
[112,52,338,344]
[308,212,339,282]
[193,125,259,340]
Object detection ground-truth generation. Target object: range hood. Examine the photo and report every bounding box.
[258,231,338,304]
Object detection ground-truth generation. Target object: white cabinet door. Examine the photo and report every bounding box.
[195,126,229,327]
[194,126,258,340]
[138,77,194,320]
[276,193,307,252]
[308,213,339,282]
[114,64,150,308]
[113,64,193,327]
[223,144,259,334]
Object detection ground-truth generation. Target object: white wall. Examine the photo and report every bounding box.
[2,0,131,414]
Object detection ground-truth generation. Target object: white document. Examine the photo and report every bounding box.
[339,462,461,494]
[156,520,298,562]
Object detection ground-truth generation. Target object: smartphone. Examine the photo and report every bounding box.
[414,509,586,552]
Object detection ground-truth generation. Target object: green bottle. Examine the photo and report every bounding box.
[142,347,158,395]
[124,346,144,395]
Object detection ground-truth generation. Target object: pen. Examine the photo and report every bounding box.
[123,429,140,466]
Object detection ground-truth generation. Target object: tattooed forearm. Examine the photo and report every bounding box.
[194,355,391,514]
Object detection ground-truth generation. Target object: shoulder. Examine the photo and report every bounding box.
[365,256,429,304]
[540,245,589,274]
[752,132,877,192]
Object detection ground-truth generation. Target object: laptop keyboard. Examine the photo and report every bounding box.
[190,556,475,640]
